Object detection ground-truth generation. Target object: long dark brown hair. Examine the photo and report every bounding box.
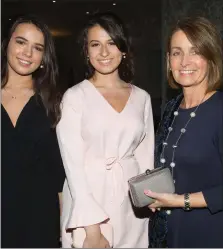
[1,15,61,127]
[78,12,134,83]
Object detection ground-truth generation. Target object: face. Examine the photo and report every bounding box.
[7,23,45,77]
[168,30,208,88]
[87,25,123,76]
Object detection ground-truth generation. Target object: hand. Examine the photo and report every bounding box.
[83,233,110,248]
[83,224,110,248]
[144,190,183,212]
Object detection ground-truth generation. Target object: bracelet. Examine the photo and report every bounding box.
[183,193,192,211]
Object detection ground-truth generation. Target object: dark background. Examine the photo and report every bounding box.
[2,0,223,129]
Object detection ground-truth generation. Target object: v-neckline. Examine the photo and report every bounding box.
[85,79,133,115]
[2,95,35,129]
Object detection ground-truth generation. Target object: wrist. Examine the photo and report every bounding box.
[84,224,101,236]
[175,194,185,207]
[183,193,192,211]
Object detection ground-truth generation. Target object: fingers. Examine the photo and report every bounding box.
[148,207,161,212]
[144,190,162,199]
[105,242,111,248]
[149,203,157,208]
[148,206,161,212]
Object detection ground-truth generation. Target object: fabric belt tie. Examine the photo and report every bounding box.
[105,156,130,205]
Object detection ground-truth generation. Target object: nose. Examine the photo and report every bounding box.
[100,45,110,57]
[180,54,191,67]
[23,45,32,57]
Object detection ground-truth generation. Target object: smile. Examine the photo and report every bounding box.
[18,58,32,65]
[179,70,195,74]
[98,59,112,64]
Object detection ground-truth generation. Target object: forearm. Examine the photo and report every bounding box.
[58,192,63,215]
[176,192,207,208]
[84,223,101,235]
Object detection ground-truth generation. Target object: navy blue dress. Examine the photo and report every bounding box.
[163,92,223,247]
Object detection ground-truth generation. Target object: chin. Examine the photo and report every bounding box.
[96,67,118,75]
[178,82,200,89]
[176,78,195,86]
[14,69,35,76]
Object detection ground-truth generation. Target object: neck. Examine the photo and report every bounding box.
[5,74,33,90]
[90,71,124,88]
[182,84,210,109]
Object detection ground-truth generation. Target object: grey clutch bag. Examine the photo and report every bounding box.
[128,166,175,208]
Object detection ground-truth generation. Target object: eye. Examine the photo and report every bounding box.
[91,43,99,47]
[171,51,181,56]
[190,50,200,55]
[35,46,43,52]
[108,41,116,46]
[16,39,25,45]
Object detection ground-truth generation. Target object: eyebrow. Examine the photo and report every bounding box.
[171,46,197,50]
[15,36,44,47]
[89,40,99,43]
[89,38,113,43]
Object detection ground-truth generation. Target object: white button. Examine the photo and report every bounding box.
[166,210,171,215]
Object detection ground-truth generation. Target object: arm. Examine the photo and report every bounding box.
[202,185,223,213]
[49,129,66,214]
[134,93,155,172]
[145,95,223,213]
[58,192,63,216]
[145,187,223,213]
[56,88,109,230]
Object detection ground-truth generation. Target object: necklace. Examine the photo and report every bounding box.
[160,95,206,182]
[3,87,33,100]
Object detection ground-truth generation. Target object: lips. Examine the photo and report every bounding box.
[18,58,32,66]
[98,59,113,66]
[179,70,196,74]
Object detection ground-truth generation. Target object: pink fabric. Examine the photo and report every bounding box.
[56,80,154,248]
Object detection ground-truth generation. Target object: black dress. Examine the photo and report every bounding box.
[164,92,223,247]
[1,95,65,248]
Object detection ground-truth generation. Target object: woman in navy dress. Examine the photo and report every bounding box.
[148,16,223,247]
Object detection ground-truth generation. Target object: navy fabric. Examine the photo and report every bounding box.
[149,94,183,248]
[150,91,223,248]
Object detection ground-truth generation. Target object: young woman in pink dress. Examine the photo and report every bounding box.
[57,12,154,248]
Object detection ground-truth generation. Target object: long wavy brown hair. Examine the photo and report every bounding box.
[1,15,61,127]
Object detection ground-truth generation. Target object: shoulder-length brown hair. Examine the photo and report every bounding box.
[166,16,223,92]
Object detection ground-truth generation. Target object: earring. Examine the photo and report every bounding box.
[40,64,44,69]
[123,53,126,59]
[169,68,172,71]
[87,55,89,60]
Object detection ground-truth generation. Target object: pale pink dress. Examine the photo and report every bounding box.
[56,79,154,248]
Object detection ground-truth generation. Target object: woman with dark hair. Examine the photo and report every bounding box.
[147,16,223,247]
[1,15,65,247]
[56,12,154,248]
